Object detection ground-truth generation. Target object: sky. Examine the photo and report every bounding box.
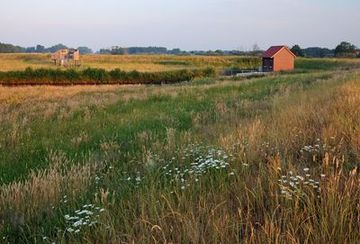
[0,0,359,51]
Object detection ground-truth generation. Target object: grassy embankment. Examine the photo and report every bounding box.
[0,58,360,242]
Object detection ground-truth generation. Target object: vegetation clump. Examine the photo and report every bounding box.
[0,67,215,85]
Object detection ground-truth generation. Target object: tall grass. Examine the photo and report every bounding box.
[0,63,360,242]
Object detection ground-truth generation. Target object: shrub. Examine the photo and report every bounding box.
[82,68,110,83]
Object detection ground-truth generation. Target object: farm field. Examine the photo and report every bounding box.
[1,53,358,73]
[0,54,260,72]
[0,54,261,86]
[1,57,360,243]
[1,54,359,86]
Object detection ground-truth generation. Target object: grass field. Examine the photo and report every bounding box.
[0,54,259,86]
[0,54,261,73]
[1,56,360,243]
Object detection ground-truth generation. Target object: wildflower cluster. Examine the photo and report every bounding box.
[105,144,236,192]
[64,204,105,234]
[300,138,328,154]
[278,168,324,200]
[162,144,235,190]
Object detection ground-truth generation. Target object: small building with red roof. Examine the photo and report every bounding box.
[356,50,360,58]
[262,45,296,72]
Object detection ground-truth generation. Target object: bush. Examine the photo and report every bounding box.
[82,68,110,83]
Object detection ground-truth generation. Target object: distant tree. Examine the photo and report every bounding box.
[0,42,24,53]
[291,45,304,57]
[25,47,36,53]
[169,48,181,55]
[105,46,170,55]
[46,44,68,53]
[335,41,357,57]
[229,50,241,55]
[111,47,126,55]
[205,50,215,56]
[127,47,167,54]
[99,48,111,54]
[77,46,93,54]
[303,47,334,58]
[214,50,224,55]
[36,45,45,53]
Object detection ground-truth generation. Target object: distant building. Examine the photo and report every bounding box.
[51,48,80,66]
[356,50,360,58]
[262,46,296,72]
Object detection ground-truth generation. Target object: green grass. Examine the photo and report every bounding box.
[0,72,334,184]
[295,57,360,70]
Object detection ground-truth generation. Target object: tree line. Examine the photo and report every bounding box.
[1,41,358,58]
[291,41,359,58]
[99,46,185,55]
[99,46,264,56]
[0,43,93,54]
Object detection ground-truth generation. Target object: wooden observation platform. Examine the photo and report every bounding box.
[51,49,81,67]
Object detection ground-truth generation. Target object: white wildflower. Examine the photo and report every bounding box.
[67,228,74,233]
[296,175,304,181]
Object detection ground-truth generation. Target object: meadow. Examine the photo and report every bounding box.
[0,54,260,72]
[0,56,360,243]
[0,54,260,85]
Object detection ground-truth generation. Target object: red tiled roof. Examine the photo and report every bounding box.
[263,46,294,58]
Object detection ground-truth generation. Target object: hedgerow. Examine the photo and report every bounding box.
[0,67,215,85]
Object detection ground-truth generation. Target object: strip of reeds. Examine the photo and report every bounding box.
[0,67,215,86]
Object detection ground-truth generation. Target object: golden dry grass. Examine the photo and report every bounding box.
[0,85,123,104]
[121,72,360,243]
[0,53,249,72]
[0,152,96,225]
[0,77,235,124]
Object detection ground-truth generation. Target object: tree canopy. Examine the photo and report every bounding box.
[291,45,304,57]
[77,46,93,54]
[0,42,24,53]
[335,41,357,57]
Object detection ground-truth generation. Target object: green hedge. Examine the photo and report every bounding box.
[0,67,215,85]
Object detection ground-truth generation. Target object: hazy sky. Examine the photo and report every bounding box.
[1,0,359,51]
